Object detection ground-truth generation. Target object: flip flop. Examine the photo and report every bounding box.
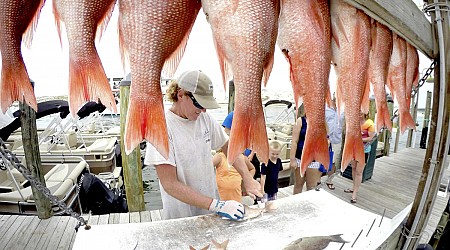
[326,183,335,190]
[350,198,357,203]
[344,189,354,193]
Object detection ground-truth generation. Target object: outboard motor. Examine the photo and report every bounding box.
[78,173,128,214]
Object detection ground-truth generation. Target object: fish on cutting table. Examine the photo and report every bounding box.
[118,0,201,156]
[283,234,348,250]
[277,0,331,175]
[242,200,277,220]
[53,0,117,116]
[387,34,416,134]
[368,20,393,132]
[189,244,210,250]
[201,0,280,165]
[331,0,371,170]
[0,0,46,113]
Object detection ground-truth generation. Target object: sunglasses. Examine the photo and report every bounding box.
[186,93,204,109]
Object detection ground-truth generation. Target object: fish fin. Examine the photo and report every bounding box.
[330,234,349,243]
[124,96,169,157]
[262,54,274,88]
[308,0,326,44]
[162,5,201,77]
[68,54,117,116]
[375,103,392,132]
[96,0,117,42]
[213,37,232,90]
[399,110,416,134]
[118,14,129,73]
[341,131,364,172]
[335,15,349,45]
[228,106,269,165]
[1,62,37,113]
[23,0,45,48]
[52,0,64,48]
[281,49,302,109]
[360,76,370,114]
[325,82,333,108]
[299,126,329,176]
[212,239,229,249]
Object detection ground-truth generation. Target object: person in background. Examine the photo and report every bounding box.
[323,99,343,190]
[213,148,255,202]
[260,140,287,200]
[344,112,376,203]
[290,114,323,194]
[144,70,262,220]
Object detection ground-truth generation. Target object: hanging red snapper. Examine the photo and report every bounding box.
[331,0,371,171]
[387,34,416,134]
[118,0,201,156]
[0,0,46,113]
[53,0,117,116]
[368,20,393,132]
[201,0,280,165]
[278,0,331,175]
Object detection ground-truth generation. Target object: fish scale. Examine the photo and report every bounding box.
[277,0,331,175]
[0,0,45,113]
[201,0,279,165]
[119,0,201,156]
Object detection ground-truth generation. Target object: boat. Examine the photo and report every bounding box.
[0,160,88,215]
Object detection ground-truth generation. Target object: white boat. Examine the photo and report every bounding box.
[0,160,88,215]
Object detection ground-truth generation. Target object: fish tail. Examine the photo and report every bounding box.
[68,54,117,116]
[376,104,392,132]
[23,0,45,48]
[228,106,269,165]
[124,97,169,157]
[281,49,303,108]
[299,126,329,176]
[399,109,416,134]
[341,132,364,172]
[212,239,229,249]
[1,62,37,113]
[330,234,348,243]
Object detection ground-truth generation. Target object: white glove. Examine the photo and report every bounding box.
[209,199,245,220]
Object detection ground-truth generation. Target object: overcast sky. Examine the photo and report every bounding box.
[18,0,432,108]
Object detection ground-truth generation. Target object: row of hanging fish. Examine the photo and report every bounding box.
[0,0,419,175]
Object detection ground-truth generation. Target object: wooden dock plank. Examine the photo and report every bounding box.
[5,215,40,250]
[119,213,129,224]
[87,214,99,225]
[0,214,17,237]
[24,217,52,249]
[58,217,78,250]
[0,215,28,249]
[150,210,162,222]
[129,212,141,223]
[108,213,120,224]
[140,210,151,222]
[35,216,62,250]
[45,216,70,250]
[97,214,109,225]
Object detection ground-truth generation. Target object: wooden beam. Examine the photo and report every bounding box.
[343,0,434,58]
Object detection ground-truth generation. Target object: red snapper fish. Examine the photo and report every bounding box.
[118,0,201,156]
[277,0,331,175]
[368,20,393,132]
[405,42,419,109]
[201,0,279,164]
[331,0,371,171]
[0,0,45,113]
[387,34,416,134]
[53,0,117,116]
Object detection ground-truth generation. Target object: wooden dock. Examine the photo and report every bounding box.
[0,147,448,249]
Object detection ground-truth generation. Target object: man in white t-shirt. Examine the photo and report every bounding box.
[144,70,262,220]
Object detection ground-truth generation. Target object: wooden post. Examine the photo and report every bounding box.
[420,91,432,149]
[384,95,394,156]
[120,77,145,212]
[228,80,235,113]
[400,2,450,248]
[368,96,376,121]
[394,115,400,153]
[406,91,418,148]
[20,94,52,219]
